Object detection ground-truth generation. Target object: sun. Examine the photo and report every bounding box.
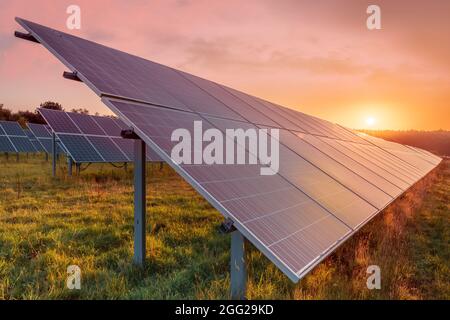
[365,117,376,127]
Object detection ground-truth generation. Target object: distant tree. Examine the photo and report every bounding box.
[70,108,89,114]
[19,110,45,124]
[40,101,63,111]
[0,104,12,120]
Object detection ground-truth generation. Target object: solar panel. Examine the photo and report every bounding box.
[24,129,45,152]
[27,123,65,154]
[58,134,104,162]
[0,120,36,152]
[0,136,16,152]
[17,18,442,283]
[0,120,27,136]
[27,123,52,138]
[91,115,123,136]
[38,108,162,163]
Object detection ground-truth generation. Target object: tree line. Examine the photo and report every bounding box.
[0,102,91,127]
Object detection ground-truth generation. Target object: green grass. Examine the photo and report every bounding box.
[0,154,448,299]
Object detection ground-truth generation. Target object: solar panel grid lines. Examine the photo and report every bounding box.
[38,108,162,163]
[90,115,123,136]
[406,145,442,165]
[322,137,415,191]
[27,123,65,154]
[0,136,16,152]
[24,129,44,152]
[18,18,442,283]
[342,141,423,182]
[203,115,379,229]
[67,112,105,135]
[354,132,437,173]
[274,129,395,209]
[28,123,52,138]
[0,120,37,152]
[353,135,430,175]
[103,97,356,281]
[297,133,404,198]
[0,120,27,136]
[177,71,283,128]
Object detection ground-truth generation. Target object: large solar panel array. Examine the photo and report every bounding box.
[17,18,441,282]
[38,108,162,163]
[0,120,37,153]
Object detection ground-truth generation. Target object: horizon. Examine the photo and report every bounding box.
[0,1,449,130]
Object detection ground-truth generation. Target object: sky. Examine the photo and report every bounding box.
[0,0,449,130]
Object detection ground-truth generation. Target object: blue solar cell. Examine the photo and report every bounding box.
[58,134,103,162]
[91,116,123,136]
[86,136,128,162]
[67,112,105,135]
[39,109,81,134]
[9,136,36,152]
[28,123,52,138]
[0,136,16,152]
[0,121,26,136]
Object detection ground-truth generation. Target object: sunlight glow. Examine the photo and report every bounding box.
[366,117,376,127]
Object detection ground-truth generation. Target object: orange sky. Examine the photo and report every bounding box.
[0,0,449,130]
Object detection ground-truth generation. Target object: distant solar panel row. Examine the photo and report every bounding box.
[38,109,162,163]
[27,122,66,154]
[0,120,37,153]
[17,18,441,283]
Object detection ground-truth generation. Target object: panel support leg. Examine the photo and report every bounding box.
[45,152,48,162]
[68,157,73,176]
[133,139,146,266]
[231,230,247,300]
[76,163,81,176]
[16,153,19,162]
[52,133,57,177]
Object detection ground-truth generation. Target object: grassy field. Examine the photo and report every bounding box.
[0,154,448,299]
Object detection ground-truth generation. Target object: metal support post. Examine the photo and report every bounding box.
[133,139,146,266]
[231,230,247,299]
[52,132,57,177]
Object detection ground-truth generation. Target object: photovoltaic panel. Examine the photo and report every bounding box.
[86,136,128,162]
[38,109,81,133]
[67,112,105,135]
[18,18,442,283]
[91,115,123,136]
[0,136,16,152]
[0,120,27,136]
[27,123,52,138]
[58,134,104,162]
[27,123,65,154]
[24,129,44,152]
[38,108,162,163]
[0,120,36,152]
[9,136,37,152]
